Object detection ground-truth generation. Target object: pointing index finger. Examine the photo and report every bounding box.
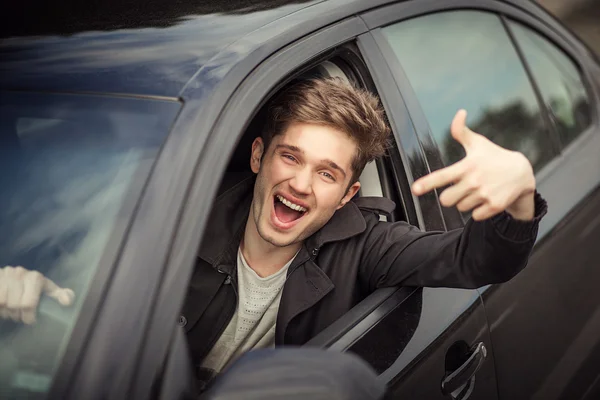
[412,161,466,196]
[43,278,75,306]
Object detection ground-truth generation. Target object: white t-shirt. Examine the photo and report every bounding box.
[200,248,294,373]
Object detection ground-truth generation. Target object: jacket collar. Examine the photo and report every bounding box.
[198,174,367,267]
[198,175,254,269]
[305,200,366,251]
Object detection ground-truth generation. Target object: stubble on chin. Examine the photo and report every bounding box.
[249,174,332,248]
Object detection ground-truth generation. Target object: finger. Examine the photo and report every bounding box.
[456,193,485,213]
[43,279,75,307]
[20,271,45,324]
[0,268,9,321]
[6,270,24,318]
[439,179,475,208]
[0,268,7,307]
[450,109,476,151]
[20,309,37,325]
[412,162,466,196]
[472,203,503,221]
[7,308,20,322]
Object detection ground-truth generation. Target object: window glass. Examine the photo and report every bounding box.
[381,11,556,171]
[0,92,180,398]
[509,21,592,147]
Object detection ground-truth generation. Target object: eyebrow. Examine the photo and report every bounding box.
[275,144,348,179]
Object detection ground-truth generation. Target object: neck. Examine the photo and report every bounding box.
[241,211,302,278]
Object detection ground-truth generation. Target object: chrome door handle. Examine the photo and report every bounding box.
[441,342,487,399]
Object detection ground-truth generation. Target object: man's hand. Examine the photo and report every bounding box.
[411,110,536,221]
[0,266,75,325]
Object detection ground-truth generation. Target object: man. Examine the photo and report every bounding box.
[1,78,546,385]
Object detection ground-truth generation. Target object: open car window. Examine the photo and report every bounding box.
[0,92,179,398]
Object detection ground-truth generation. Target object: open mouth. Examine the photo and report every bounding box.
[273,194,308,225]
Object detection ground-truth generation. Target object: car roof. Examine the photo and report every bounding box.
[0,0,328,97]
[0,0,540,98]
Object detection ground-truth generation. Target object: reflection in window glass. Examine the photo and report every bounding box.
[510,21,592,147]
[0,93,180,399]
[382,11,556,171]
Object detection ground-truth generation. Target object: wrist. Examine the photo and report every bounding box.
[506,191,535,221]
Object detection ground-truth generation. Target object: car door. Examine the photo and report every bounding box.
[362,1,600,399]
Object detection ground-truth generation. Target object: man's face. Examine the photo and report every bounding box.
[249,122,361,248]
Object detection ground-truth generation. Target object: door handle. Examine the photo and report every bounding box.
[441,342,487,399]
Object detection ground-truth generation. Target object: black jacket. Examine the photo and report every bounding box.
[182,175,547,370]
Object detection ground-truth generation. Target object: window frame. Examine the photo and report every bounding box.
[504,15,596,151]
[358,31,447,231]
[324,46,416,224]
[126,16,412,400]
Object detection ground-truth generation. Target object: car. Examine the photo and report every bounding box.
[1,0,599,399]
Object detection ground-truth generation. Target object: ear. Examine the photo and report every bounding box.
[337,181,361,210]
[250,137,265,173]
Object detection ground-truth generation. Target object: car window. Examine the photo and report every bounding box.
[0,92,180,398]
[509,21,593,147]
[381,11,556,172]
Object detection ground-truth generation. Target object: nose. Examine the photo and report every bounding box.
[289,167,312,196]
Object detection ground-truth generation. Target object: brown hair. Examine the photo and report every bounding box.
[262,77,391,184]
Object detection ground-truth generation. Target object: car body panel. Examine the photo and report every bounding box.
[0,1,321,97]
[481,185,600,400]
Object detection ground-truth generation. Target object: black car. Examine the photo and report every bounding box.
[1,0,599,399]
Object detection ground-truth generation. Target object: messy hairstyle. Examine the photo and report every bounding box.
[262,77,391,184]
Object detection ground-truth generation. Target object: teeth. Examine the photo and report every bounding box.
[277,195,307,212]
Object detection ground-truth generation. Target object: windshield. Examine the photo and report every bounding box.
[0,92,180,398]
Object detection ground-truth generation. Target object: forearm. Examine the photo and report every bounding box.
[364,192,547,290]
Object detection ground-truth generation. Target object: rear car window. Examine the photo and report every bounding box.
[381,10,557,172]
[0,92,180,398]
[509,20,593,148]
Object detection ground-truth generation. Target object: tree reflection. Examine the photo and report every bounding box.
[551,96,592,146]
[439,100,554,171]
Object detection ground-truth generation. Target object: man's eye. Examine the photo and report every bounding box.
[283,154,297,162]
[320,172,335,181]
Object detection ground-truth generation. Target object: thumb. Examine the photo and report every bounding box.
[451,109,475,150]
[43,278,75,307]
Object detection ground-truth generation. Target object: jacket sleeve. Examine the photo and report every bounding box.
[359,192,548,291]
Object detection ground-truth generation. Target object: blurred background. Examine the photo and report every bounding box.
[537,0,600,56]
